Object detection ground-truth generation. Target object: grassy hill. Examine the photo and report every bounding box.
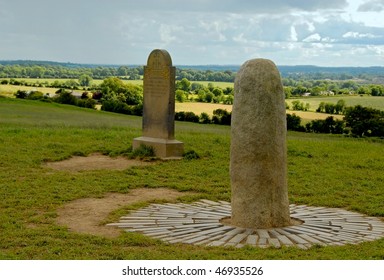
[0,98,383,259]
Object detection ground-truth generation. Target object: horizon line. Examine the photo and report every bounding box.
[0,59,383,68]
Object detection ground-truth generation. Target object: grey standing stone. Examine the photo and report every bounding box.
[230,58,291,229]
[132,49,183,158]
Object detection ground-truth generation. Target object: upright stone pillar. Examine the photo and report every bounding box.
[132,49,183,158]
[230,58,290,229]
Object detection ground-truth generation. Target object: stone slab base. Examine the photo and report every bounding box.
[108,200,384,249]
[133,136,184,159]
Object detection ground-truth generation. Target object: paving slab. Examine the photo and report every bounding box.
[268,238,281,248]
[226,233,248,246]
[246,235,258,245]
[276,235,295,246]
[258,238,268,246]
[256,229,270,239]
[108,200,384,249]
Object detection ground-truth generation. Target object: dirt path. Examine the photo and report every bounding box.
[44,153,151,172]
[56,188,190,238]
[48,153,191,238]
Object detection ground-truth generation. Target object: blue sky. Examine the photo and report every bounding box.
[0,0,383,66]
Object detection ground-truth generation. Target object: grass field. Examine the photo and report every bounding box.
[0,79,143,97]
[0,97,383,260]
[286,96,384,112]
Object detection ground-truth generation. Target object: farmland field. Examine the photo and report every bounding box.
[286,96,384,112]
[2,80,382,123]
[0,97,383,260]
[0,84,59,97]
[175,102,342,121]
[0,78,231,88]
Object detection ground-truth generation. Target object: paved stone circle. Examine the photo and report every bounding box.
[108,200,384,249]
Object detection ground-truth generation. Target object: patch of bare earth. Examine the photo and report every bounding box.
[44,153,151,172]
[56,188,189,238]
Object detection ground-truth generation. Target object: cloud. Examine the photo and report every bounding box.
[290,26,299,41]
[116,0,348,13]
[358,0,384,12]
[233,33,248,44]
[0,0,383,66]
[159,24,184,45]
[342,31,380,39]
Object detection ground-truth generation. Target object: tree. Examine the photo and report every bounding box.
[212,109,231,125]
[176,78,191,92]
[117,66,128,77]
[205,92,214,103]
[284,87,292,99]
[371,85,383,96]
[191,82,204,91]
[224,94,234,105]
[175,90,186,102]
[15,90,28,99]
[357,86,370,95]
[54,90,77,105]
[317,102,325,113]
[286,114,304,131]
[335,99,346,114]
[79,74,93,87]
[199,112,211,124]
[99,77,143,106]
[344,105,384,137]
[212,87,223,97]
[291,100,305,111]
[29,66,44,78]
[324,103,334,114]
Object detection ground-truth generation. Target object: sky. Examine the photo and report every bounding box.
[0,0,383,66]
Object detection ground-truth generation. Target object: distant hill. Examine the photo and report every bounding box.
[0,60,136,68]
[1,60,383,81]
[0,60,382,73]
[178,64,384,76]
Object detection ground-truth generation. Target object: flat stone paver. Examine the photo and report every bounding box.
[107,200,384,249]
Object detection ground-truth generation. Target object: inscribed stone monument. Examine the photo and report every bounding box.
[230,58,291,229]
[132,49,183,158]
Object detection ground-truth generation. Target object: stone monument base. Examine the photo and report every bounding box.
[132,136,184,159]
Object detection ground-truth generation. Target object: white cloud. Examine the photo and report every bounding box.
[290,26,298,41]
[303,33,322,42]
[159,24,183,45]
[358,0,384,12]
[342,31,380,38]
[367,45,384,55]
[0,0,383,66]
[233,33,248,44]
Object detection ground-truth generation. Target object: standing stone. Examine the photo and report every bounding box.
[230,58,290,229]
[132,49,183,158]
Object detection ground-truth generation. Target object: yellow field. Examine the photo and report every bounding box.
[175,102,232,116]
[0,82,343,122]
[0,84,59,96]
[175,102,341,121]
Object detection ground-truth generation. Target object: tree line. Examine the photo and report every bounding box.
[1,62,384,93]
[0,64,143,80]
[0,63,237,81]
[14,77,384,138]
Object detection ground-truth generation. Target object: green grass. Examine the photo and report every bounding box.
[0,79,144,97]
[287,96,384,112]
[0,98,383,260]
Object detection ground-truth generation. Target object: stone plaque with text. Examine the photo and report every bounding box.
[142,49,176,139]
[132,49,183,158]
